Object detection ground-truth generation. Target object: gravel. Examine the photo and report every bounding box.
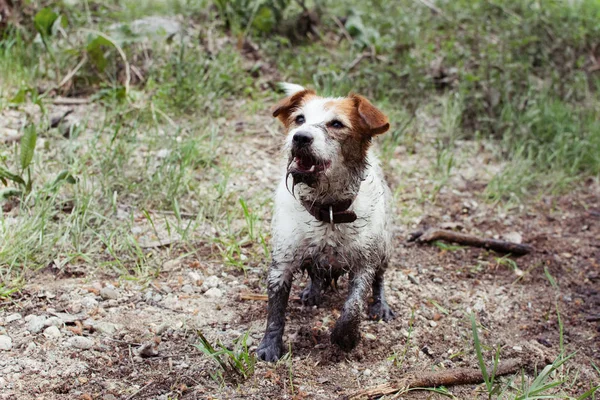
[43,326,62,339]
[100,287,119,300]
[201,275,222,292]
[67,336,94,350]
[5,313,22,323]
[0,335,12,351]
[28,316,47,334]
[204,287,223,298]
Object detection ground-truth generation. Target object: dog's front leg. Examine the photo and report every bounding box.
[257,263,293,361]
[330,269,372,351]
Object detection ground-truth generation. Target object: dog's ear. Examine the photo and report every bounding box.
[350,94,390,136]
[272,89,315,126]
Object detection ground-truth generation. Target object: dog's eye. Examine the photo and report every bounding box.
[330,120,344,129]
[295,115,305,125]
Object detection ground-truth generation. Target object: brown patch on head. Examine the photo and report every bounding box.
[272,89,316,129]
[326,94,390,167]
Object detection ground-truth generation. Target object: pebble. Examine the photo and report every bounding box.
[512,345,523,352]
[67,336,94,350]
[204,287,223,298]
[201,276,222,292]
[181,284,194,294]
[44,317,63,327]
[0,335,12,351]
[80,296,99,309]
[136,342,159,358]
[407,274,419,285]
[429,321,438,328]
[363,368,372,376]
[100,287,119,300]
[43,326,62,339]
[85,320,120,335]
[28,315,47,334]
[5,313,22,323]
[432,277,443,284]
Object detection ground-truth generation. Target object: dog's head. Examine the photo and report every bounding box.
[272,83,390,198]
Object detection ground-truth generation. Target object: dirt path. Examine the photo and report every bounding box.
[0,104,599,400]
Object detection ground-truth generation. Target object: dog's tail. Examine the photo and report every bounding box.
[277,82,306,96]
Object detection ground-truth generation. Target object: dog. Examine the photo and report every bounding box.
[257,83,395,361]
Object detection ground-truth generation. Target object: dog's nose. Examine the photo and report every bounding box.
[292,131,313,146]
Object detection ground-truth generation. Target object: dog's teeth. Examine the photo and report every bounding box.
[309,165,316,172]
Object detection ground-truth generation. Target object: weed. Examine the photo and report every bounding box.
[195,330,256,382]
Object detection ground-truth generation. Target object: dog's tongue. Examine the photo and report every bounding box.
[296,157,314,171]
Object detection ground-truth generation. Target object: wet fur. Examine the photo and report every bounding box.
[257,85,395,361]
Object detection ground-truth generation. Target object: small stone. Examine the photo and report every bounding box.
[432,277,443,284]
[100,287,119,300]
[80,296,99,309]
[67,336,94,350]
[104,395,117,400]
[136,341,159,358]
[429,321,438,327]
[28,315,47,334]
[0,335,12,351]
[204,288,223,298]
[407,274,419,285]
[43,326,62,339]
[93,322,120,335]
[44,317,63,327]
[503,231,522,244]
[24,342,37,354]
[512,346,523,352]
[5,313,22,323]
[181,284,194,294]
[364,333,377,340]
[201,276,222,292]
[156,323,170,335]
[363,368,372,376]
[188,271,202,283]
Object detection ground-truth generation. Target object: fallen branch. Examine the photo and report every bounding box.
[347,358,522,399]
[408,229,534,256]
[239,292,300,302]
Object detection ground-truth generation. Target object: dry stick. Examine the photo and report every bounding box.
[239,292,301,302]
[347,359,522,399]
[408,229,534,256]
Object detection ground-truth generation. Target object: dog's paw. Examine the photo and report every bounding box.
[330,322,360,352]
[300,282,322,307]
[257,335,283,362]
[368,300,395,322]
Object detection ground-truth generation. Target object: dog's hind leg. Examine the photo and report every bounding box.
[300,268,325,307]
[330,269,371,351]
[368,261,395,321]
[257,262,293,362]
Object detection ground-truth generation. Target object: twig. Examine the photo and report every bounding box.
[51,97,91,105]
[408,229,534,256]
[126,380,154,400]
[332,16,353,43]
[57,56,87,89]
[414,0,444,15]
[0,133,23,144]
[239,292,301,302]
[346,359,522,399]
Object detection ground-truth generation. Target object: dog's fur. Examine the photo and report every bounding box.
[257,83,395,361]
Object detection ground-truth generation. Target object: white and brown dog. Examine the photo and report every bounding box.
[257,83,395,361]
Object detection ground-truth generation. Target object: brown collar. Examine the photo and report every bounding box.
[302,198,357,225]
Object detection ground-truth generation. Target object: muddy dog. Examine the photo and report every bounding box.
[257,83,395,361]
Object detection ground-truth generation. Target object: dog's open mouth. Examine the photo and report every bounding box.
[291,155,330,175]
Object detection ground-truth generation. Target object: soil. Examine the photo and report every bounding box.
[0,101,599,400]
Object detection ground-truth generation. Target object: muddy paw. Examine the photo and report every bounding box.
[369,300,395,322]
[300,282,322,306]
[330,322,360,352]
[257,334,283,362]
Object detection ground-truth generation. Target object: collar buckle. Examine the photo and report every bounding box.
[329,205,335,231]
